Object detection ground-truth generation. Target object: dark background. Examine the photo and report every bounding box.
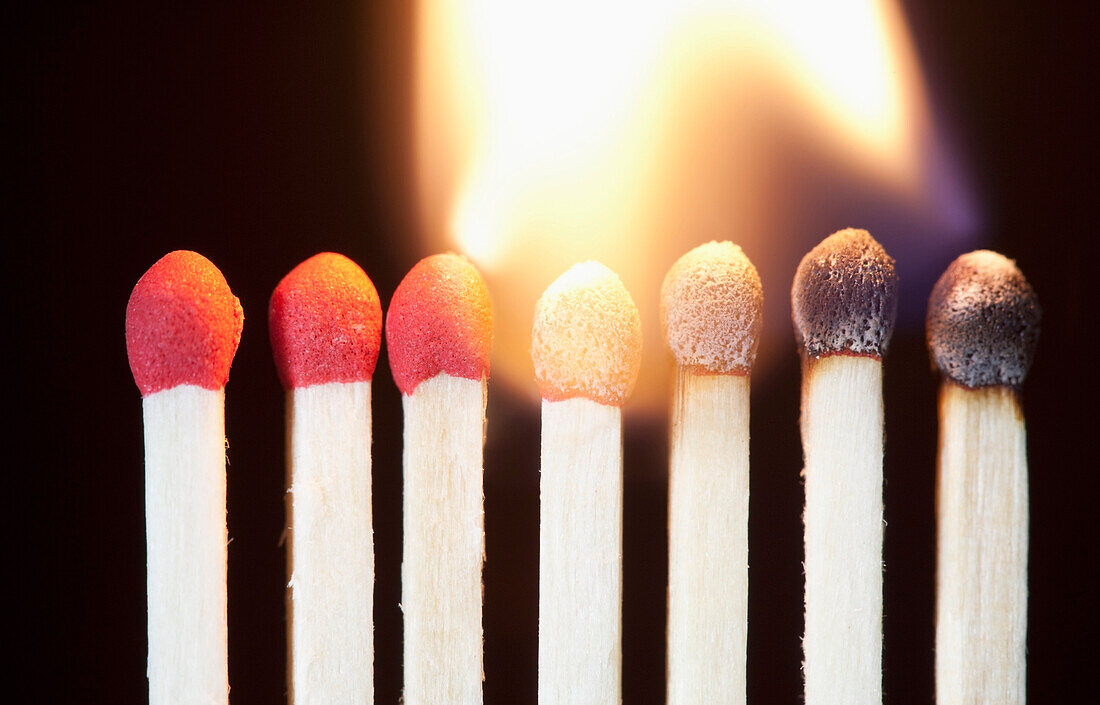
[7,1,1096,702]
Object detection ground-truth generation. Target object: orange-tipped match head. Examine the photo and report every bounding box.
[661,241,763,374]
[531,261,642,406]
[125,250,244,396]
[385,253,493,395]
[268,252,383,389]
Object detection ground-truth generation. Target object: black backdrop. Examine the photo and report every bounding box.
[7,2,1096,702]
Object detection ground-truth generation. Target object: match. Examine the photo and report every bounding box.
[269,253,383,705]
[660,242,763,705]
[791,228,898,705]
[531,261,642,705]
[125,250,243,705]
[927,251,1040,705]
[386,253,493,705]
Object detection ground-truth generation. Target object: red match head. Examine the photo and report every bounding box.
[385,254,493,395]
[125,250,244,397]
[268,253,383,389]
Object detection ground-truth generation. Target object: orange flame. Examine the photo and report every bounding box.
[415,0,961,411]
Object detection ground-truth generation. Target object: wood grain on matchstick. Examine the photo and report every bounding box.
[800,355,885,705]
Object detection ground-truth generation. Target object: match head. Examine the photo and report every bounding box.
[385,253,493,395]
[125,250,244,396]
[532,261,642,406]
[791,228,899,358]
[927,250,1041,389]
[661,241,763,374]
[268,252,382,389]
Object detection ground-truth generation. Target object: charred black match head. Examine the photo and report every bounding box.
[791,228,899,358]
[927,250,1040,389]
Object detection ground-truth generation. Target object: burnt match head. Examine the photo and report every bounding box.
[385,253,493,395]
[927,250,1040,389]
[268,253,383,390]
[791,228,899,358]
[125,250,244,396]
[661,241,763,374]
[532,261,642,406]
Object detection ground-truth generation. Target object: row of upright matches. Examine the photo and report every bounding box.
[125,227,1040,705]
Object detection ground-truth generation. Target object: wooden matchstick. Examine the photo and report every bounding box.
[927,250,1040,705]
[125,250,243,705]
[660,242,763,705]
[269,253,383,705]
[386,253,493,705]
[531,261,642,705]
[791,228,898,705]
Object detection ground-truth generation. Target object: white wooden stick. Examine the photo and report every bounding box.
[792,229,897,705]
[402,373,486,705]
[539,397,623,705]
[801,355,884,705]
[926,249,1040,705]
[660,241,761,705]
[128,251,241,705]
[385,253,492,703]
[531,261,641,705]
[667,371,749,705]
[269,251,383,704]
[935,384,1028,705]
[144,385,229,705]
[287,381,374,705]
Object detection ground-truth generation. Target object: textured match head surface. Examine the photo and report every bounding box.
[125,250,244,396]
[791,228,899,358]
[531,261,642,406]
[661,241,763,374]
[268,252,382,389]
[385,253,493,395]
[927,250,1040,388]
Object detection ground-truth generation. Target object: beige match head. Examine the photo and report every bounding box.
[927,250,1040,389]
[791,228,899,359]
[660,241,763,374]
[531,261,642,406]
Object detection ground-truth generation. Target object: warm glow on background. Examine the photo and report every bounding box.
[415,0,977,411]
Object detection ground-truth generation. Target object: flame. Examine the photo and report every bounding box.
[415,0,976,411]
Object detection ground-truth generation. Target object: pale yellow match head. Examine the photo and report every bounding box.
[531,262,642,406]
[661,241,763,374]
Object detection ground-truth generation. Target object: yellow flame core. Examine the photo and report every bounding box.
[416,0,933,410]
